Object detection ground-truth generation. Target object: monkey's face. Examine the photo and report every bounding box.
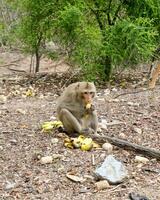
[82,91,95,103]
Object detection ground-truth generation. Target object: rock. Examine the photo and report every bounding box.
[5,181,16,190]
[66,173,84,183]
[10,139,17,145]
[51,138,59,144]
[112,88,118,92]
[83,175,95,181]
[95,180,110,190]
[40,156,53,164]
[112,99,120,103]
[129,192,149,200]
[119,133,126,139]
[95,155,128,184]
[52,154,64,159]
[127,102,139,106]
[79,187,90,193]
[50,116,56,120]
[104,89,110,95]
[134,127,142,134]
[0,95,7,102]
[0,146,3,150]
[16,108,26,114]
[99,119,107,130]
[102,143,113,153]
[135,156,149,164]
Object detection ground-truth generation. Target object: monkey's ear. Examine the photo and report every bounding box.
[75,83,80,90]
[85,82,89,89]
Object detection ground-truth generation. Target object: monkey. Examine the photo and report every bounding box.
[56,82,98,136]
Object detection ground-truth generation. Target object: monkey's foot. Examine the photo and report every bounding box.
[81,128,95,136]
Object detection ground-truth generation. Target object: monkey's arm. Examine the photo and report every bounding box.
[58,108,97,135]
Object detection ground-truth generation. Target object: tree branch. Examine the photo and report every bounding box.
[112,4,122,25]
[107,0,112,25]
[91,134,160,160]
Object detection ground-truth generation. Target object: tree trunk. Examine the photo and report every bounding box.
[102,56,112,81]
[35,48,40,73]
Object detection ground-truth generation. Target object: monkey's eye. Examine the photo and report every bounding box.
[84,92,88,95]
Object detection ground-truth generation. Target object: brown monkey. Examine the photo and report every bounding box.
[56,82,98,135]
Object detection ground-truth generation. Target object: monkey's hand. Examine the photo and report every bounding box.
[82,128,95,135]
[85,104,95,114]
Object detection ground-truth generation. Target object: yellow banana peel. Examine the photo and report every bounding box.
[63,135,100,151]
[81,138,93,151]
[72,138,81,148]
[41,120,63,132]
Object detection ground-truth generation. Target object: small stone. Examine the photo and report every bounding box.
[134,127,142,134]
[95,180,110,190]
[50,116,56,120]
[10,139,17,145]
[79,187,89,193]
[39,94,44,99]
[102,143,113,154]
[119,133,126,139]
[16,109,26,114]
[112,99,120,103]
[52,154,64,159]
[0,95,7,102]
[66,173,84,183]
[127,102,134,106]
[99,119,107,130]
[112,88,118,92]
[97,127,102,133]
[0,146,3,150]
[136,163,143,169]
[135,156,149,164]
[5,182,16,190]
[51,138,59,144]
[57,133,66,138]
[104,89,110,95]
[127,102,139,106]
[84,175,95,181]
[40,156,53,164]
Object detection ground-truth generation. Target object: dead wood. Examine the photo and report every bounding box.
[7,66,26,73]
[0,58,24,68]
[91,134,160,160]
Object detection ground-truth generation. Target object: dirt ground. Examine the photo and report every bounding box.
[0,51,160,200]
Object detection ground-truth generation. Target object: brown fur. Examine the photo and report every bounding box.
[56,82,98,135]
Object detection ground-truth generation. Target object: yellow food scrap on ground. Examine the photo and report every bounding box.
[81,138,93,151]
[41,121,63,132]
[64,135,100,151]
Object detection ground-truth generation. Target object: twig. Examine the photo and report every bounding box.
[91,154,95,166]
[7,66,26,73]
[0,58,24,68]
[113,88,152,99]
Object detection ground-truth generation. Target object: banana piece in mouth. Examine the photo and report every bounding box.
[86,103,91,109]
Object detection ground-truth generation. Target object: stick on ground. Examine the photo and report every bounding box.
[91,134,160,160]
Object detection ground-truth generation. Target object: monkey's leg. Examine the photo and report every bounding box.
[90,111,98,134]
[59,108,82,134]
[82,111,98,134]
